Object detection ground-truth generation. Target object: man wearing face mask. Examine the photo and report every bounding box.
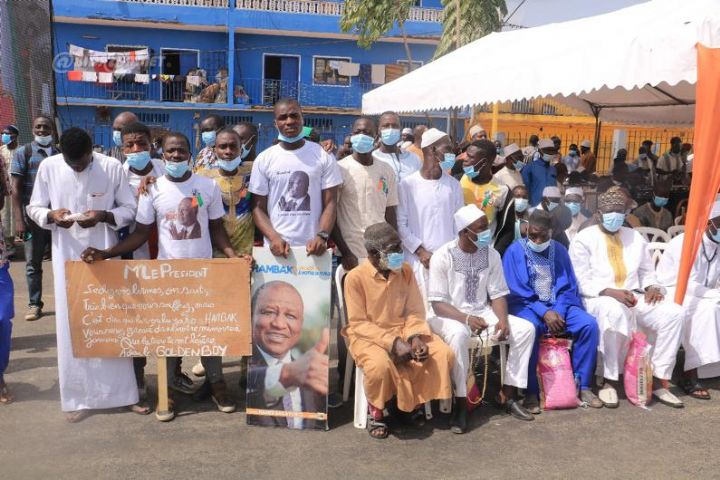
[493,143,525,190]
[512,185,530,240]
[232,122,258,163]
[397,128,463,316]
[657,137,684,183]
[27,127,139,422]
[634,144,656,186]
[563,144,581,173]
[569,186,685,409]
[503,209,602,412]
[656,198,720,401]
[461,139,516,256]
[81,132,240,420]
[563,187,589,242]
[333,117,398,272]
[107,111,139,164]
[193,114,226,171]
[632,180,673,232]
[535,186,562,213]
[250,98,342,259]
[1,125,19,251]
[521,138,558,207]
[429,205,536,430]
[10,115,59,321]
[371,111,421,184]
[343,222,454,439]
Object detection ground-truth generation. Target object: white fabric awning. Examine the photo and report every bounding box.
[362,0,720,125]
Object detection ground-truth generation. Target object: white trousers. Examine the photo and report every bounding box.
[584,294,683,381]
[668,289,720,377]
[428,309,535,395]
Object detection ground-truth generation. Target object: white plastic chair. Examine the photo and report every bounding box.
[438,332,508,414]
[667,225,685,238]
[647,241,667,269]
[334,265,432,429]
[636,226,670,243]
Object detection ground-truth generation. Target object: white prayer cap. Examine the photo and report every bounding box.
[503,143,520,156]
[565,187,584,198]
[454,204,485,232]
[538,138,554,149]
[468,124,485,137]
[420,128,448,148]
[580,139,592,148]
[542,186,561,198]
[401,127,413,135]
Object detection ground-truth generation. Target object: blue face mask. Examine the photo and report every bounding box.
[125,150,151,171]
[1,133,12,144]
[527,239,551,253]
[653,196,669,208]
[217,156,243,172]
[464,165,479,179]
[513,160,525,172]
[468,228,493,249]
[380,128,401,146]
[602,212,625,233]
[240,138,254,160]
[35,135,52,147]
[277,131,305,144]
[515,198,529,213]
[566,201,582,217]
[350,133,375,154]
[568,150,578,157]
[711,223,720,243]
[546,201,559,212]
[112,130,122,147]
[542,153,555,163]
[201,130,217,147]
[165,160,190,179]
[382,251,404,271]
[440,153,456,170]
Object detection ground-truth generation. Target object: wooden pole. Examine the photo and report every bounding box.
[155,356,173,422]
[491,102,500,140]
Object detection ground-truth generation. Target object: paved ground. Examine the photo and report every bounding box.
[2,259,720,479]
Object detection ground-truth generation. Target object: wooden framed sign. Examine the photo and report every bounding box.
[65,258,251,358]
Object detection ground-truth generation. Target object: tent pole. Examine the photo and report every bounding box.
[591,105,602,154]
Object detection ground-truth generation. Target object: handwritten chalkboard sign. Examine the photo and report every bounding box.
[65,258,251,358]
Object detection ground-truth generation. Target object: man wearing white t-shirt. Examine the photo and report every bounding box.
[372,111,422,184]
[118,122,166,404]
[249,98,343,257]
[332,116,398,271]
[81,132,240,421]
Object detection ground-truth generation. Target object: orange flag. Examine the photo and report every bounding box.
[675,44,720,304]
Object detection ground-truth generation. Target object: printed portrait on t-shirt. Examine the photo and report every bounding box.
[169,197,202,240]
[277,171,311,212]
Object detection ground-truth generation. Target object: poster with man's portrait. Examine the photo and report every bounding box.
[246,247,331,430]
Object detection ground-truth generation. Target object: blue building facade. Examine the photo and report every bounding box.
[52,0,445,154]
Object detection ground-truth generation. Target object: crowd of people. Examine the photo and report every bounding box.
[0,101,715,440]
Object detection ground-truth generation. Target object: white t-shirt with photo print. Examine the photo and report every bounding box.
[249,141,343,246]
[135,174,225,260]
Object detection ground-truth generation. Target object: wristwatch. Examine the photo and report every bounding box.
[317,231,330,242]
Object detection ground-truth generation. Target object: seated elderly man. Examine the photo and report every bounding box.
[428,205,536,432]
[344,222,454,439]
[503,210,602,411]
[569,186,684,408]
[656,198,720,400]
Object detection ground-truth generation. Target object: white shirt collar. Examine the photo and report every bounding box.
[257,346,293,366]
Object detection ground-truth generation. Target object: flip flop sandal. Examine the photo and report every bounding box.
[128,402,153,415]
[368,418,389,439]
[653,388,685,408]
[65,410,92,423]
[0,384,13,404]
[680,379,711,400]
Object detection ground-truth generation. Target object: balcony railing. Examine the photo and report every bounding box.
[57,74,371,110]
[235,0,443,22]
[116,0,229,6]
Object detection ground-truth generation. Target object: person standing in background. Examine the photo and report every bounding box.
[0,125,19,255]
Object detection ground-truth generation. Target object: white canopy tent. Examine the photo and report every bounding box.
[362,0,720,126]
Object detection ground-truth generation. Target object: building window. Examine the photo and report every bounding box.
[396,59,424,74]
[312,56,351,87]
[106,45,150,75]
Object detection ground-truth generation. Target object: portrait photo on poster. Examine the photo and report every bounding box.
[169,196,202,240]
[246,247,332,430]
